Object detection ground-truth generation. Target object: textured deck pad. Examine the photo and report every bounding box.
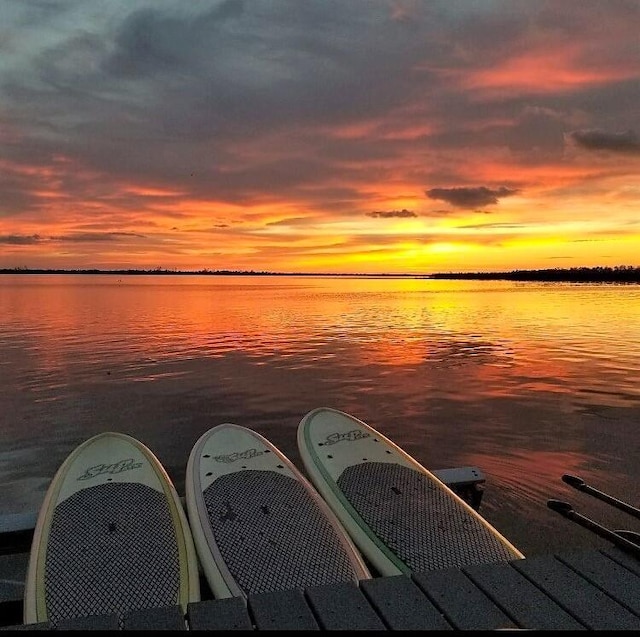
[338,462,519,571]
[45,482,180,625]
[202,469,361,594]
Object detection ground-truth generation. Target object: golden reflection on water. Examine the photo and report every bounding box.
[2,274,640,403]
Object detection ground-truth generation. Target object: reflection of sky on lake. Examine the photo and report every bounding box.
[1,275,639,557]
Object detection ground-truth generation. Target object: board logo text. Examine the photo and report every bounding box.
[214,448,263,463]
[323,430,370,445]
[78,458,143,480]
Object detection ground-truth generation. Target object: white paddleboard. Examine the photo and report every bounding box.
[185,423,370,599]
[297,407,524,577]
[24,432,200,626]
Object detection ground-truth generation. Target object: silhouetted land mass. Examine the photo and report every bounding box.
[1,265,639,282]
[0,267,412,278]
[429,265,640,283]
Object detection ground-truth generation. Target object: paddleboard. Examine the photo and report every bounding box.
[185,423,370,599]
[23,432,200,627]
[297,407,524,577]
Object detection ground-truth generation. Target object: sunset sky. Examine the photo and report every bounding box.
[1,0,639,274]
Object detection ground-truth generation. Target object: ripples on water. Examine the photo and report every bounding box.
[1,275,639,557]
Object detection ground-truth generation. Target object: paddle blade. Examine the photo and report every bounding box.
[547,499,573,514]
[561,474,585,489]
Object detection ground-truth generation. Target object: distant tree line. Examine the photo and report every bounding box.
[1,265,639,282]
[0,267,275,276]
[0,267,413,277]
[429,265,640,283]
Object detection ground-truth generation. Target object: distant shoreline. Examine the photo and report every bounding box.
[1,265,639,283]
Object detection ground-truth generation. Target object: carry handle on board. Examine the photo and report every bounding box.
[547,499,640,559]
[562,474,640,521]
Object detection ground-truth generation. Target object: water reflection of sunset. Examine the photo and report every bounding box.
[23,277,640,408]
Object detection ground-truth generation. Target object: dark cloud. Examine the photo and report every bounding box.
[105,1,246,78]
[0,232,145,245]
[266,217,312,227]
[457,222,529,230]
[366,209,417,218]
[92,0,429,147]
[567,129,640,154]
[426,186,519,209]
[52,232,146,243]
[0,234,42,245]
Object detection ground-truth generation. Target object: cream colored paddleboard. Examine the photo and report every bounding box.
[24,432,200,627]
[185,423,370,599]
[297,407,524,577]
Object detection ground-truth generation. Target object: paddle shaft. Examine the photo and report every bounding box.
[562,474,640,520]
[616,529,640,545]
[548,500,640,558]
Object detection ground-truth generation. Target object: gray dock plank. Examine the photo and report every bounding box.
[556,550,640,616]
[187,598,254,631]
[602,546,640,577]
[2,541,640,631]
[248,588,319,630]
[513,554,640,630]
[305,580,386,630]
[123,604,186,630]
[360,574,452,630]
[413,567,517,630]
[54,614,120,631]
[464,560,585,630]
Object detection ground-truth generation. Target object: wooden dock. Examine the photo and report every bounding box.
[2,541,640,629]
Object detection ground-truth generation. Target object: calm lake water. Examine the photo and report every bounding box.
[1,274,639,559]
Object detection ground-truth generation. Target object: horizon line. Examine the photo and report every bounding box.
[1,264,639,279]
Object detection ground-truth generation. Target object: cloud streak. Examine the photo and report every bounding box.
[568,129,640,154]
[366,209,417,218]
[0,234,43,245]
[426,187,519,209]
[0,232,145,245]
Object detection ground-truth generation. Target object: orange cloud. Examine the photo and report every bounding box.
[432,42,638,96]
